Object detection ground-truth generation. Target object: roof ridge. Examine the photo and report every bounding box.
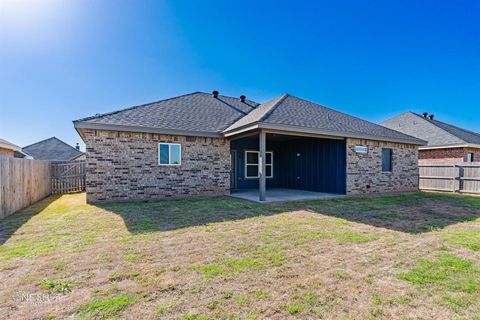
[258,93,289,122]
[216,96,249,115]
[23,136,58,149]
[55,138,83,154]
[74,91,203,122]
[286,96,425,143]
[74,91,260,123]
[380,111,413,124]
[431,117,480,137]
[410,112,466,144]
[24,137,82,155]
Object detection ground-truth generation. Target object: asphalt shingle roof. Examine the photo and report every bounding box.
[224,94,288,131]
[427,117,480,145]
[23,137,84,161]
[225,94,425,144]
[75,92,424,145]
[76,92,259,134]
[381,112,480,147]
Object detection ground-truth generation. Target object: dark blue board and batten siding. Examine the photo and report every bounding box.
[231,136,346,194]
[278,138,346,194]
[230,138,281,190]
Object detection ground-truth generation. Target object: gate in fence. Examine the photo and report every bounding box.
[51,160,86,194]
[419,163,480,194]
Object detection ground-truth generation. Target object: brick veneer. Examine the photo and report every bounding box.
[346,138,419,194]
[83,129,230,202]
[84,130,421,201]
[419,147,480,164]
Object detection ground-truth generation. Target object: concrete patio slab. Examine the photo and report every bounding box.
[229,188,344,203]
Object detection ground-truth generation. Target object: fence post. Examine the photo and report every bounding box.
[453,164,460,193]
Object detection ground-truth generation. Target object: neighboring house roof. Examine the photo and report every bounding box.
[74,92,259,138]
[74,92,425,145]
[0,138,31,158]
[381,112,480,149]
[0,138,22,152]
[23,137,84,161]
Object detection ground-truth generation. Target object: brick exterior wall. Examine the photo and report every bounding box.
[346,138,419,194]
[0,147,14,157]
[83,129,230,202]
[419,147,480,164]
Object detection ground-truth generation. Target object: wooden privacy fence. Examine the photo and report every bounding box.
[0,157,52,219]
[0,158,86,219]
[51,161,86,194]
[419,163,480,194]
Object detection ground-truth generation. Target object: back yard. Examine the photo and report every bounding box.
[0,192,479,319]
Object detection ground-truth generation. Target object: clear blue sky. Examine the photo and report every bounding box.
[1,0,479,150]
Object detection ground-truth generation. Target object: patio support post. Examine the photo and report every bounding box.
[259,130,266,201]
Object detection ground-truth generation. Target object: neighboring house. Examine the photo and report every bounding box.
[381,112,480,164]
[0,138,30,158]
[23,137,85,161]
[74,91,425,203]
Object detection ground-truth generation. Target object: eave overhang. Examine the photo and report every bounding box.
[73,121,224,142]
[419,144,480,150]
[223,122,427,146]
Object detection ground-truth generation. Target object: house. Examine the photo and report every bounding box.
[73,91,425,203]
[0,138,30,158]
[381,112,480,164]
[23,137,85,161]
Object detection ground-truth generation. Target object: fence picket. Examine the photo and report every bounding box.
[0,157,52,219]
[51,160,86,194]
[419,163,480,194]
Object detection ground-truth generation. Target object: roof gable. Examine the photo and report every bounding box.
[226,94,425,144]
[23,137,83,161]
[224,94,288,132]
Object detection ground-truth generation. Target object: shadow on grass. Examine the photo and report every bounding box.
[0,195,61,245]
[94,191,480,235]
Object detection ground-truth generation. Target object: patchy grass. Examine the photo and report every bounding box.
[398,253,480,316]
[398,254,480,293]
[38,279,75,294]
[1,192,480,319]
[79,293,138,318]
[442,229,480,251]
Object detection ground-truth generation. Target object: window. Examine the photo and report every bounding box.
[467,152,474,162]
[382,148,392,172]
[158,143,181,165]
[245,151,273,178]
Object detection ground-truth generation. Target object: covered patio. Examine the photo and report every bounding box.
[227,129,347,202]
[229,188,343,203]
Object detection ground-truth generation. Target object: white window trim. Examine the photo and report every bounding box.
[244,150,273,179]
[158,143,182,166]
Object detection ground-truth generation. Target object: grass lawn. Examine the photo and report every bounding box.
[0,192,479,319]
